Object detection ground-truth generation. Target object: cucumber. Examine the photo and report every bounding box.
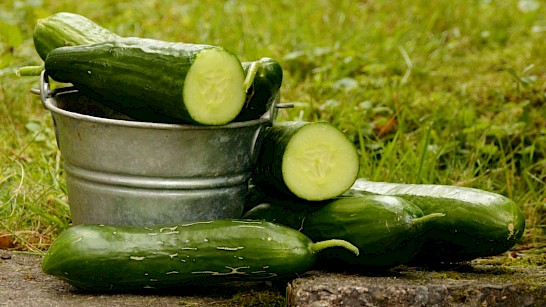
[42,220,359,291]
[33,12,118,61]
[244,195,444,269]
[235,57,283,121]
[347,179,526,263]
[243,202,310,231]
[44,37,247,125]
[253,121,360,201]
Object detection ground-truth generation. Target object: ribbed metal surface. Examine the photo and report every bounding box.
[44,91,270,226]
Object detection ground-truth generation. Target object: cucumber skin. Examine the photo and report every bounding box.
[347,179,526,263]
[42,220,317,291]
[33,12,119,61]
[235,58,283,121]
[44,37,243,125]
[244,195,431,269]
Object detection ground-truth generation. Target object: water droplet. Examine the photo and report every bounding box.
[130,256,146,261]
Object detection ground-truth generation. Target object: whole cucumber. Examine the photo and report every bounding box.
[33,12,119,61]
[347,179,526,263]
[42,220,358,291]
[244,195,444,269]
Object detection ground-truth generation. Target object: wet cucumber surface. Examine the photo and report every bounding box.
[41,220,356,291]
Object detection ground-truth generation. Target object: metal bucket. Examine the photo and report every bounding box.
[35,71,274,226]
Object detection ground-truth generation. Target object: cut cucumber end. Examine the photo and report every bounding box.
[183,48,246,125]
[282,123,359,201]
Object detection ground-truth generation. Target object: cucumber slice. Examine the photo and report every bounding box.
[184,48,247,124]
[255,121,359,201]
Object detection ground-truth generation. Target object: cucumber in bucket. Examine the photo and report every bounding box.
[44,37,247,125]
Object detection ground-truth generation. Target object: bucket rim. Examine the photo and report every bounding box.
[43,92,272,130]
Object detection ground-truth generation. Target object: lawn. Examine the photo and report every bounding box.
[1,0,545,253]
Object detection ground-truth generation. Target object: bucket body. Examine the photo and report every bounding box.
[45,91,269,226]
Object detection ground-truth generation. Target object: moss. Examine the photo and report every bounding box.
[474,248,546,267]
[228,289,286,307]
[431,271,465,280]
[506,253,546,267]
[450,288,475,304]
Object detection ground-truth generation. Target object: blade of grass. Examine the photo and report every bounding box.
[416,125,431,183]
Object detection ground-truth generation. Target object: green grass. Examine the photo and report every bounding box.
[1,0,545,252]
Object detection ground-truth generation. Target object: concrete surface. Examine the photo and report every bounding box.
[1,251,545,307]
[0,251,283,307]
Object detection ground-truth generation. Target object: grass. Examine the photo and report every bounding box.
[1,0,545,253]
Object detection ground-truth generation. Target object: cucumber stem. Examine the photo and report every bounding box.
[412,212,446,226]
[311,239,359,256]
[243,61,259,93]
[16,65,44,77]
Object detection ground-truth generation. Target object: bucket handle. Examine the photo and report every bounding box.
[249,94,294,166]
[30,70,78,110]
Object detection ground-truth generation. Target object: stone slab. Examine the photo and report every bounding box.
[2,251,545,307]
[290,263,546,307]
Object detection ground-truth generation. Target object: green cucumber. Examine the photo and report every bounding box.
[243,202,310,231]
[244,195,444,269]
[253,121,360,201]
[347,179,526,263]
[44,37,247,125]
[235,57,283,121]
[33,12,118,61]
[42,220,358,291]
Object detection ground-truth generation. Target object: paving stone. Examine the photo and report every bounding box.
[290,263,546,307]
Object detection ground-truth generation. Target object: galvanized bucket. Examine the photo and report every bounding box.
[34,71,276,226]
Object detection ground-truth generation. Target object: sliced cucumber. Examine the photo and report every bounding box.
[254,121,359,201]
[44,37,247,125]
[184,48,247,124]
